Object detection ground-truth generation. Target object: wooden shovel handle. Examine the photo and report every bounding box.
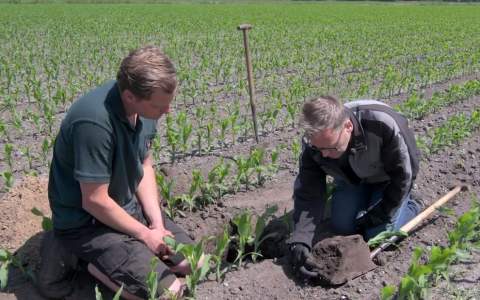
[370,185,467,259]
[400,185,466,234]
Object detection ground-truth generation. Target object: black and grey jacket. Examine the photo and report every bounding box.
[290,100,420,247]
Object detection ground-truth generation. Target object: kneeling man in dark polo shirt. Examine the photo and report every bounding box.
[38,46,197,299]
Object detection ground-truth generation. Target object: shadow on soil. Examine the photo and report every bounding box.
[3,232,114,300]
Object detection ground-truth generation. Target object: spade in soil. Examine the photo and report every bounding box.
[299,185,466,286]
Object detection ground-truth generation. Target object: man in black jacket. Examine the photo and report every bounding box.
[289,96,421,278]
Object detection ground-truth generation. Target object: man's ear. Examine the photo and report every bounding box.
[345,119,353,133]
[122,89,137,104]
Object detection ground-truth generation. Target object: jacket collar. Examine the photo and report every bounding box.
[346,107,368,154]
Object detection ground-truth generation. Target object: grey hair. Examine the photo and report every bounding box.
[301,96,348,137]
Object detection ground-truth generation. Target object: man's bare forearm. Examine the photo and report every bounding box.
[136,154,165,229]
[81,183,149,240]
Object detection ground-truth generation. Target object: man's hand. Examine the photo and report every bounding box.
[290,243,318,279]
[356,201,391,229]
[139,227,174,258]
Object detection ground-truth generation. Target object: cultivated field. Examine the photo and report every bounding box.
[0,2,479,299]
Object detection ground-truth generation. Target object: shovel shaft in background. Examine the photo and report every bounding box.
[238,24,259,143]
[370,185,465,259]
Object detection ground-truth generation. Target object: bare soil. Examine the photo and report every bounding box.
[0,75,479,300]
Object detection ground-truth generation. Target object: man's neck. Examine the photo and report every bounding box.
[120,93,138,127]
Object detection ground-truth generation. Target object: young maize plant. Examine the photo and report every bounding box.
[249,148,267,186]
[205,122,214,153]
[219,118,229,146]
[0,248,35,290]
[164,237,211,298]
[251,205,278,263]
[155,173,180,219]
[232,205,279,266]
[146,257,160,300]
[231,211,254,267]
[176,111,192,155]
[233,156,252,191]
[210,226,231,282]
[381,196,480,300]
[4,143,13,170]
[31,207,53,231]
[291,139,301,166]
[95,284,123,300]
[166,115,179,163]
[204,160,231,203]
[1,171,13,191]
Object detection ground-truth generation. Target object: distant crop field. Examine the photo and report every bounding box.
[0,3,479,186]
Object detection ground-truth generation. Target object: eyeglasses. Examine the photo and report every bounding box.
[304,126,345,152]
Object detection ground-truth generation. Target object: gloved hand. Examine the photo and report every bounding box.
[356,203,392,229]
[290,243,318,279]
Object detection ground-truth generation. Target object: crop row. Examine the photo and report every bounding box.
[1,5,480,181]
[381,196,480,300]
[0,203,283,299]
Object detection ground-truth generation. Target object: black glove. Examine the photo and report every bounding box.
[356,202,392,229]
[290,243,318,279]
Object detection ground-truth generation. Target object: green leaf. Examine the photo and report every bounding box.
[0,249,9,262]
[398,276,416,300]
[112,284,124,300]
[436,206,455,216]
[380,285,396,300]
[410,264,432,279]
[367,230,408,248]
[95,284,103,300]
[199,254,211,280]
[163,236,177,249]
[31,207,43,217]
[42,218,53,231]
[0,261,10,290]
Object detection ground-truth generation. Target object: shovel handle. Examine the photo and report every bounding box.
[370,185,466,259]
[400,185,465,233]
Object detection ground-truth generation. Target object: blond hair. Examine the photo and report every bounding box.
[117,45,177,99]
[301,96,348,137]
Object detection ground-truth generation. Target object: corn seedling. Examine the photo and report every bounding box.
[4,144,13,170]
[447,196,480,252]
[0,249,35,290]
[20,146,34,171]
[249,148,267,186]
[232,211,254,266]
[1,171,13,191]
[146,257,159,300]
[367,230,408,248]
[95,283,123,300]
[252,205,278,263]
[31,207,53,231]
[206,122,214,152]
[166,115,179,163]
[211,226,231,281]
[381,197,480,300]
[201,160,231,203]
[220,118,229,146]
[164,236,211,298]
[41,137,52,167]
[177,112,193,155]
[156,173,180,218]
[291,139,301,165]
[233,156,251,191]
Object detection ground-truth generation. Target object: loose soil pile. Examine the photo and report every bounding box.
[309,235,377,286]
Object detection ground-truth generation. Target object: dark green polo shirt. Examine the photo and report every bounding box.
[48,80,158,230]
